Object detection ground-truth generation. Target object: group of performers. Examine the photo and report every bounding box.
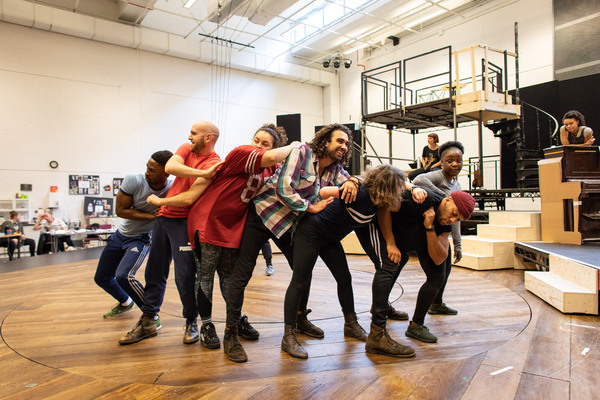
[93,121,475,362]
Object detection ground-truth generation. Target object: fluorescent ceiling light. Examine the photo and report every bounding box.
[184,0,198,8]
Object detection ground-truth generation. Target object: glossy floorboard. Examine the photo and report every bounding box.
[0,253,598,399]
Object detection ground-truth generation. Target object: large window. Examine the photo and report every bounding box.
[290,0,374,43]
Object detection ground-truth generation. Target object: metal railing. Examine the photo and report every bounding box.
[467,155,500,190]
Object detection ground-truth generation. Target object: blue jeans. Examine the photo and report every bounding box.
[94,230,150,308]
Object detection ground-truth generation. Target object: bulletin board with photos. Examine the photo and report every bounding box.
[83,196,114,217]
[69,175,100,195]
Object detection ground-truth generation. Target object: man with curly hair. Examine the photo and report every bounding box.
[224,124,400,363]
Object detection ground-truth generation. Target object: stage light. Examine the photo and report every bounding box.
[322,53,352,69]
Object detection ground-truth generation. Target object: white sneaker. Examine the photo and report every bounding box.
[265,264,274,276]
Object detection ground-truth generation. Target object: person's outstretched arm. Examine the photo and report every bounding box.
[147,177,213,208]
[166,155,223,178]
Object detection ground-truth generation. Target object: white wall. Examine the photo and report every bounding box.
[0,21,324,224]
[337,0,554,190]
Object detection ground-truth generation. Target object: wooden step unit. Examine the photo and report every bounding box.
[456,237,515,270]
[456,211,541,270]
[524,254,598,315]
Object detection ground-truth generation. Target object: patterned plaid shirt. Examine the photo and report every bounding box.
[253,143,350,238]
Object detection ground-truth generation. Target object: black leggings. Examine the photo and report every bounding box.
[261,241,272,265]
[225,204,309,327]
[355,224,447,327]
[283,214,355,326]
[434,249,452,304]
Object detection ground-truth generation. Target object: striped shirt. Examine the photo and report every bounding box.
[253,143,350,238]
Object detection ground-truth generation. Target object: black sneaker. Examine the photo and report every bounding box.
[405,321,438,343]
[200,322,221,349]
[238,315,260,340]
[428,302,458,315]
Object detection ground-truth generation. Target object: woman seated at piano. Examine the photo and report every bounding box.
[560,110,595,146]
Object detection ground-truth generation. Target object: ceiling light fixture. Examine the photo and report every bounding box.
[322,52,352,69]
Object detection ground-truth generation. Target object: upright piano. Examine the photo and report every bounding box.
[539,145,600,244]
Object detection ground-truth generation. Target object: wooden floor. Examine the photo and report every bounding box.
[0,252,598,399]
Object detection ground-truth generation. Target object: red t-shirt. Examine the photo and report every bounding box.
[158,143,222,218]
[188,145,266,248]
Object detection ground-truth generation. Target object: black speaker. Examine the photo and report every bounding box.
[276,113,301,144]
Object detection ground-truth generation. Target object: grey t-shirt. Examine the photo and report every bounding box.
[118,174,172,237]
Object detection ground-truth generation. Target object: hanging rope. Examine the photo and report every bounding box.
[209,2,234,155]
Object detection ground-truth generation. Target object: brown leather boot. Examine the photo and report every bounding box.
[223,325,248,363]
[387,302,409,320]
[370,303,409,321]
[366,323,415,358]
[344,313,367,341]
[119,315,157,345]
[281,325,308,359]
[297,309,324,338]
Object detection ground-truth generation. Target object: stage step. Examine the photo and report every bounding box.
[524,271,598,314]
[477,224,541,241]
[457,253,512,270]
[456,211,541,270]
[455,237,516,270]
[488,211,541,228]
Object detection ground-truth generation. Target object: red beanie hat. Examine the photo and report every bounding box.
[450,191,475,220]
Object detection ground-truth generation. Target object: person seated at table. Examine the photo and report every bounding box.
[560,110,595,146]
[33,212,75,253]
[0,211,36,260]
